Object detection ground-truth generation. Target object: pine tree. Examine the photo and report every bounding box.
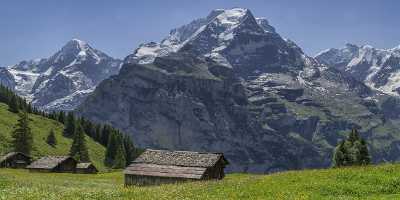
[333,141,346,167]
[58,111,66,124]
[11,111,33,155]
[26,102,33,113]
[348,128,360,144]
[19,98,27,111]
[46,129,57,147]
[63,112,76,137]
[94,124,102,143]
[358,139,371,165]
[113,143,126,169]
[104,132,118,167]
[101,125,111,146]
[69,123,90,162]
[123,135,136,166]
[82,118,95,138]
[8,95,19,113]
[333,128,371,167]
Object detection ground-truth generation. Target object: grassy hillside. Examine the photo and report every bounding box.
[1,164,400,199]
[0,103,106,171]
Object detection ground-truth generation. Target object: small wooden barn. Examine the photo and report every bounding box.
[124,149,229,186]
[26,156,77,173]
[76,162,98,174]
[0,152,31,168]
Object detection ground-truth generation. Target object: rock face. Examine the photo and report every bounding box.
[316,44,400,96]
[81,53,305,172]
[78,8,400,172]
[0,39,122,110]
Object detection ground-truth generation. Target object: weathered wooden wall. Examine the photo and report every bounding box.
[207,160,225,179]
[55,158,76,172]
[125,174,195,186]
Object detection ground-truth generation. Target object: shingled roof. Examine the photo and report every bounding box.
[132,149,228,168]
[0,152,18,163]
[0,152,30,163]
[26,156,73,169]
[124,149,228,180]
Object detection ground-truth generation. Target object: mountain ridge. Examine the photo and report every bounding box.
[316,43,400,96]
[0,39,122,111]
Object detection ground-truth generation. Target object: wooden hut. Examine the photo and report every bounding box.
[76,163,98,174]
[0,152,31,168]
[124,149,229,186]
[26,156,77,173]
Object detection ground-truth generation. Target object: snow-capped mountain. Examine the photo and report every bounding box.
[126,8,279,69]
[316,44,400,96]
[78,8,400,172]
[0,39,122,110]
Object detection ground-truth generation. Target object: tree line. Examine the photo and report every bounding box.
[0,84,141,169]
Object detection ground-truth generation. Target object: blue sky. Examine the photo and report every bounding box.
[0,0,399,66]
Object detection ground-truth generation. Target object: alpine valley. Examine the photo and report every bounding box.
[4,8,400,173]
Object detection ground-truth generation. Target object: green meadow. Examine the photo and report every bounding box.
[1,163,400,199]
[0,103,106,171]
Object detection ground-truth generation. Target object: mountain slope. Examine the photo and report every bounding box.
[0,103,106,171]
[78,8,400,172]
[0,39,122,111]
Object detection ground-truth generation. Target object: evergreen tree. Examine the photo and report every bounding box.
[0,85,8,103]
[333,128,371,167]
[26,102,33,113]
[63,112,76,137]
[69,123,90,162]
[11,111,33,155]
[333,141,346,167]
[94,124,102,143]
[8,95,19,113]
[101,125,112,146]
[19,98,27,111]
[358,139,371,165]
[124,135,136,166]
[82,118,94,138]
[104,132,118,167]
[348,128,360,144]
[32,107,40,115]
[49,111,57,120]
[58,111,66,124]
[113,143,126,169]
[46,129,57,147]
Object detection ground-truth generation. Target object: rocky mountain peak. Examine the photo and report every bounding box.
[316,43,400,96]
[126,8,279,66]
[53,38,107,65]
[0,39,121,110]
[345,43,359,48]
[315,44,360,69]
[212,8,250,26]
[344,43,360,53]
[64,38,89,49]
[59,38,90,56]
